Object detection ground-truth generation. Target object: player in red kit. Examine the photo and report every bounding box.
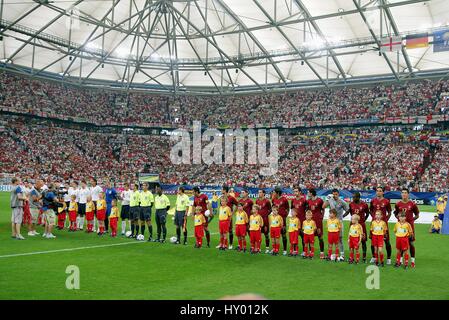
[307,188,325,259]
[222,185,238,249]
[256,189,272,253]
[272,187,290,256]
[394,188,419,268]
[291,186,308,256]
[238,189,253,237]
[344,192,370,263]
[369,186,393,264]
[193,187,212,248]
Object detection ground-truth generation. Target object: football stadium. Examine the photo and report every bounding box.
[1,0,449,304]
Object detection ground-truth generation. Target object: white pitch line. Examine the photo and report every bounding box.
[0,232,220,259]
[0,241,144,259]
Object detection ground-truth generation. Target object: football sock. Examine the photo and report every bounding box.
[183,231,187,243]
[205,230,210,245]
[362,242,367,258]
[121,221,126,233]
[141,225,145,236]
[405,253,410,265]
[379,252,384,263]
[225,238,228,248]
[319,239,324,252]
[396,252,401,264]
[310,246,314,256]
[356,252,360,262]
[80,217,84,229]
[304,245,309,256]
[350,252,354,261]
[176,227,181,241]
[162,224,167,240]
[371,245,375,257]
[336,248,340,257]
[410,244,415,258]
[131,223,135,235]
[328,248,332,258]
[385,241,392,259]
[76,216,80,229]
[282,234,287,251]
[229,231,233,246]
[265,234,270,249]
[238,239,242,249]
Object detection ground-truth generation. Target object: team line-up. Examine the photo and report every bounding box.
[11,178,444,270]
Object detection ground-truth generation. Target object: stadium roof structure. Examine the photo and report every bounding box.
[1,0,449,94]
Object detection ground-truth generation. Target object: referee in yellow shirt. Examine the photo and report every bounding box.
[174,187,190,245]
[129,183,141,238]
[140,183,154,241]
[153,184,171,243]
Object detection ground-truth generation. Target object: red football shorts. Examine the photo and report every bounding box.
[69,210,77,222]
[304,233,315,244]
[96,209,106,221]
[270,226,281,239]
[250,230,261,243]
[200,213,209,227]
[195,225,204,238]
[349,236,360,249]
[86,211,94,221]
[396,236,409,251]
[328,231,339,245]
[409,222,416,241]
[314,219,323,237]
[289,230,299,245]
[110,217,118,230]
[219,220,230,234]
[371,234,384,247]
[382,220,390,241]
[235,224,247,237]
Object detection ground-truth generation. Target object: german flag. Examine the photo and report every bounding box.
[406,33,429,49]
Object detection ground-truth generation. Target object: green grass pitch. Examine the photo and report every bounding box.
[0,192,448,300]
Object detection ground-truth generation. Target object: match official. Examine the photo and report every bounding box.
[174,187,190,244]
[154,184,171,243]
[129,183,141,238]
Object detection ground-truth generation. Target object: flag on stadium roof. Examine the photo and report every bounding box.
[433,29,449,52]
[406,33,429,49]
[380,36,402,52]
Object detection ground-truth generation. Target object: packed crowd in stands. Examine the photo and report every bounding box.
[1,71,449,128]
[1,114,448,192]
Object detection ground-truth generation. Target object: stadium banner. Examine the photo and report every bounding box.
[159,185,445,205]
[433,29,449,53]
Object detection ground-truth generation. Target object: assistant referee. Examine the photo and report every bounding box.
[153,184,171,243]
[174,187,190,245]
